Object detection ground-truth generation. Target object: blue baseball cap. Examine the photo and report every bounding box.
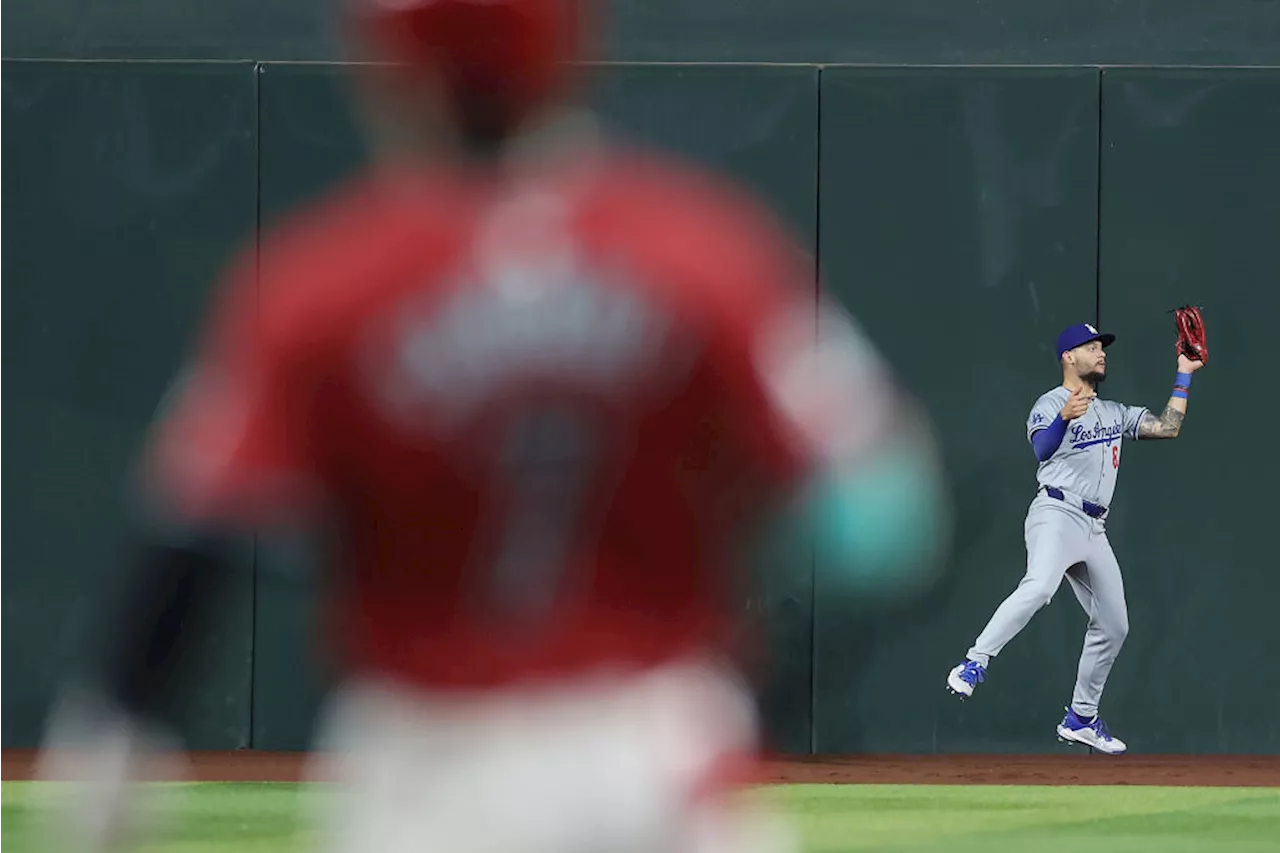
[1056,323,1115,359]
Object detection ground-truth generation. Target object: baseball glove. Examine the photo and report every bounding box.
[1173,305,1207,364]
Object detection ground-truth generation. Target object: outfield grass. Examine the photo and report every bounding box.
[779,784,1280,852]
[4,781,1278,852]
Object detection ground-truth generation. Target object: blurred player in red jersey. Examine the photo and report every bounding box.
[37,1,950,850]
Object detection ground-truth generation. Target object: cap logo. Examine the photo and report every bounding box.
[1085,324,1097,334]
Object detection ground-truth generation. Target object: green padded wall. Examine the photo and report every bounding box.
[815,68,1102,752]
[2,60,259,749]
[1096,69,1280,753]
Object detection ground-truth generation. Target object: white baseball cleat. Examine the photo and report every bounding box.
[1055,707,1127,755]
[946,660,985,699]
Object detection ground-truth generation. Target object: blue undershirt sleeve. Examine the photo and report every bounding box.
[1030,414,1068,462]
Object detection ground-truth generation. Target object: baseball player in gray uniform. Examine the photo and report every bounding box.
[945,322,1205,754]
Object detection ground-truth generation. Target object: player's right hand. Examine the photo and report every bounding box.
[1059,386,1095,421]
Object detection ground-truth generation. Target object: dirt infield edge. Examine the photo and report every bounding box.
[5,750,1278,787]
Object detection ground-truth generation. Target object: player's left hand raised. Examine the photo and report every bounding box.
[1173,305,1207,371]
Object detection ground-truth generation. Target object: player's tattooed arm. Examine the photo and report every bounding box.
[1136,403,1185,439]
[1136,354,1204,440]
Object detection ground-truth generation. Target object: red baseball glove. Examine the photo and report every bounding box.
[1173,305,1207,364]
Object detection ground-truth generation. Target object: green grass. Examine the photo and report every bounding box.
[4,781,1278,852]
[2,782,316,853]
[779,784,1280,852]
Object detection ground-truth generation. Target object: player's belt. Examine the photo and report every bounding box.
[1043,486,1108,519]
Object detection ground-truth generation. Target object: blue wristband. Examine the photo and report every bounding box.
[1172,388,1189,400]
[1175,371,1193,388]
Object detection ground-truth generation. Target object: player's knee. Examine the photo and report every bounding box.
[1111,612,1129,644]
[1095,610,1128,648]
[1025,580,1058,610]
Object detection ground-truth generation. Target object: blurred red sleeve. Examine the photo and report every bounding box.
[146,246,323,526]
[712,199,897,491]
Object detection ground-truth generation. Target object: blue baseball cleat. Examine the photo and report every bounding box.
[1056,707,1127,755]
[946,659,985,699]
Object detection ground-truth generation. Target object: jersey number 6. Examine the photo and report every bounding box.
[1112,445,1119,469]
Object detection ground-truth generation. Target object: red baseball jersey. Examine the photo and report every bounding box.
[149,146,856,689]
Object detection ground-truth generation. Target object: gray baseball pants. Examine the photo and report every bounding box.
[965,493,1129,717]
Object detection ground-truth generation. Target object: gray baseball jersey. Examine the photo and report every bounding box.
[1026,387,1147,507]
